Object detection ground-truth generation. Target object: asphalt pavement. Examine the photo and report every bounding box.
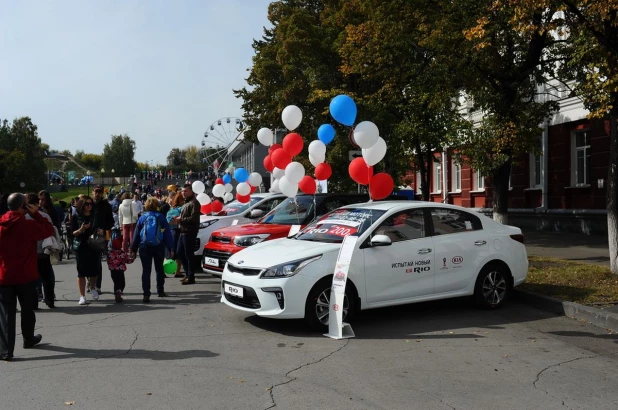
[1,255,617,410]
[524,230,610,266]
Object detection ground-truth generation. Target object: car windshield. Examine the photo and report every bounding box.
[295,208,386,243]
[217,198,260,216]
[259,196,317,225]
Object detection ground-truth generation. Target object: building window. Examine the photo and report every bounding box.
[452,163,461,192]
[533,154,542,187]
[474,170,485,191]
[574,131,590,186]
[434,161,442,193]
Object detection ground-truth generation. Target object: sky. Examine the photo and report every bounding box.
[0,0,273,166]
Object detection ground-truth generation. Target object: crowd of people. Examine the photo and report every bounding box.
[0,183,202,361]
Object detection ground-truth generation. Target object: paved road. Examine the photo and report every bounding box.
[524,230,610,266]
[1,258,617,410]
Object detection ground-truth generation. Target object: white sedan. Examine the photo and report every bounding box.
[221,201,528,330]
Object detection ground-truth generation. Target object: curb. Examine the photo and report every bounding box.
[513,289,618,332]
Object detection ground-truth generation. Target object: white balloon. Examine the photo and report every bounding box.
[285,161,305,184]
[236,182,251,196]
[309,153,325,167]
[308,140,326,158]
[248,172,262,187]
[257,128,274,146]
[224,183,233,193]
[192,180,205,194]
[270,178,281,193]
[212,183,226,198]
[281,105,302,131]
[272,167,285,179]
[353,121,380,149]
[362,136,387,166]
[278,176,299,198]
[197,193,211,205]
[224,192,234,203]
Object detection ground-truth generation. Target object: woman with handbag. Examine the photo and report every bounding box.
[71,196,105,305]
[118,192,138,253]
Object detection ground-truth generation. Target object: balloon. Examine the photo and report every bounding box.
[353,121,380,149]
[263,155,274,173]
[224,192,234,203]
[234,167,249,183]
[269,143,283,155]
[200,203,212,214]
[370,173,394,200]
[308,140,326,158]
[362,136,387,166]
[222,174,232,184]
[248,172,262,187]
[330,94,357,126]
[270,178,281,193]
[163,259,177,275]
[285,161,305,184]
[283,133,303,157]
[250,185,257,193]
[315,163,332,181]
[309,153,325,167]
[212,183,226,198]
[279,176,299,198]
[211,200,223,213]
[257,128,274,146]
[192,180,205,194]
[272,167,285,179]
[271,148,292,169]
[299,175,317,194]
[197,193,211,205]
[281,105,302,130]
[224,183,233,193]
[236,182,251,196]
[317,124,336,145]
[237,193,250,203]
[215,178,224,185]
[348,157,373,185]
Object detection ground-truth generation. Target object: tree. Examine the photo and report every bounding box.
[167,148,186,167]
[80,153,103,171]
[184,145,202,169]
[102,134,137,177]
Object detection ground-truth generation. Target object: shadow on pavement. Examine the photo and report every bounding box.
[524,230,608,250]
[547,331,618,343]
[19,344,220,361]
[517,283,595,300]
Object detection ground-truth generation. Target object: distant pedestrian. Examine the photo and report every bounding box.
[71,196,101,305]
[118,193,138,252]
[175,184,200,285]
[107,237,128,303]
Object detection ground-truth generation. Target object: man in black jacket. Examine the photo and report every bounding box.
[175,184,200,285]
[92,186,114,293]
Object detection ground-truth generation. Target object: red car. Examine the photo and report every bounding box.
[202,193,378,276]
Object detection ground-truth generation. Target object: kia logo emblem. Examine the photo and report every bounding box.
[452,256,463,264]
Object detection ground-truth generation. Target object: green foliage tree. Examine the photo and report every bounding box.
[80,153,103,171]
[102,134,137,177]
[166,148,186,168]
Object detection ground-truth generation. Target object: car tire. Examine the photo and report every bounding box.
[473,264,510,309]
[304,277,356,332]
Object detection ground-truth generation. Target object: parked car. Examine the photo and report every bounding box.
[192,193,286,270]
[203,193,406,276]
[220,201,528,331]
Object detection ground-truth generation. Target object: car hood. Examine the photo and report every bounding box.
[227,238,340,269]
[200,214,233,223]
[211,223,298,238]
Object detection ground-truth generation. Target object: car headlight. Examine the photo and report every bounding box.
[261,255,322,279]
[200,219,218,229]
[233,234,270,247]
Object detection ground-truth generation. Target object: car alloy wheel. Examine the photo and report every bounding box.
[314,287,349,325]
[482,270,507,305]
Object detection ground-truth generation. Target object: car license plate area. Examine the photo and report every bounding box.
[204,256,219,267]
[224,283,244,298]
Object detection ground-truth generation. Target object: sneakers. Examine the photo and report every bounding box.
[157,292,167,297]
[181,277,195,285]
[143,296,150,303]
[173,273,184,278]
[96,288,102,294]
[115,290,123,303]
[78,296,87,305]
[91,289,99,300]
[86,285,91,293]
[23,334,42,349]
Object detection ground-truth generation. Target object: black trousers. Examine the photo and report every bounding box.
[37,256,55,306]
[0,281,37,357]
[110,270,126,293]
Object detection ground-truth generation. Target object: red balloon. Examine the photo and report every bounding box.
[315,163,332,181]
[263,155,274,172]
[211,200,223,213]
[237,193,250,203]
[215,178,223,185]
[283,133,303,157]
[269,143,283,155]
[271,148,292,169]
[299,175,317,194]
[348,157,373,185]
[200,204,212,214]
[369,173,394,200]
[250,185,257,193]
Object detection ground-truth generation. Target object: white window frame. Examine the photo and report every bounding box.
[529,152,542,188]
[451,163,461,192]
[473,170,485,191]
[571,130,590,187]
[433,161,442,193]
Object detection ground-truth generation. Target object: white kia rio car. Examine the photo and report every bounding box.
[221,201,528,330]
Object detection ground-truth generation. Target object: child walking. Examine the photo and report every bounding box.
[107,237,128,303]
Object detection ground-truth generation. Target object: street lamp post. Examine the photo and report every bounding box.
[101,168,105,190]
[86,170,91,196]
[111,169,115,190]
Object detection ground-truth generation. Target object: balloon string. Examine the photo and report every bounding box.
[367,166,372,202]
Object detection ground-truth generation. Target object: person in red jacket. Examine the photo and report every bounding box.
[0,193,55,361]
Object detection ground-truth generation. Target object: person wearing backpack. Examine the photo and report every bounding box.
[130,198,173,303]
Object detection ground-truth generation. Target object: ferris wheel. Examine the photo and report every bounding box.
[200,117,245,170]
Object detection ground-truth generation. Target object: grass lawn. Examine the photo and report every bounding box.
[53,185,125,204]
[520,256,618,305]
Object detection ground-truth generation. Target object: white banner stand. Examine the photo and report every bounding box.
[324,236,357,339]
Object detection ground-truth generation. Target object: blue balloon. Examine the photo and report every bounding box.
[329,95,357,126]
[234,167,249,183]
[317,124,336,145]
[222,174,232,184]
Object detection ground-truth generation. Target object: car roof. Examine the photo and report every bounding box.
[341,200,479,213]
[251,193,282,199]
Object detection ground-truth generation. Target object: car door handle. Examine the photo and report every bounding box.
[418,248,432,254]
[474,240,487,246]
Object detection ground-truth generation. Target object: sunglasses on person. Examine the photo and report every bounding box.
[84,202,93,206]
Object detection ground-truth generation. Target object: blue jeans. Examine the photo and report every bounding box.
[139,245,165,297]
[177,232,197,279]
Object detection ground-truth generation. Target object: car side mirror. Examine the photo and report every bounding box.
[249,209,264,218]
[370,234,392,247]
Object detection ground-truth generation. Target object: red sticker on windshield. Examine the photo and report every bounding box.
[327,225,358,237]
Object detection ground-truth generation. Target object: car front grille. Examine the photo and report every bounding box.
[227,263,262,276]
[222,282,261,309]
[212,235,232,244]
[204,249,232,270]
